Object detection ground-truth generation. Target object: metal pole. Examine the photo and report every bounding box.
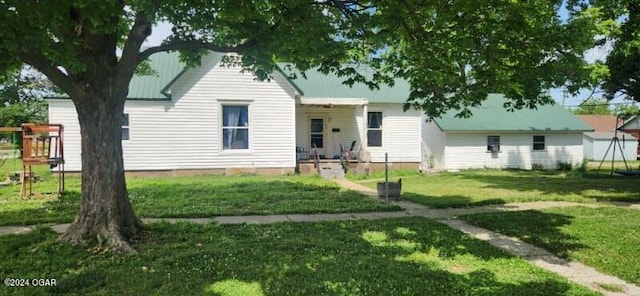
[385,152,389,203]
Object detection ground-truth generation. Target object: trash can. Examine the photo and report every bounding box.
[376,180,402,200]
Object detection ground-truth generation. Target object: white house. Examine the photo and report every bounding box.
[422,94,593,171]
[48,52,423,175]
[619,115,640,160]
[577,115,638,161]
[582,132,638,161]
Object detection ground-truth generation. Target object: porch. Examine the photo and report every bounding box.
[294,97,372,162]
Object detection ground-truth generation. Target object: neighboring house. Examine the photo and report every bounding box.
[577,115,638,161]
[422,94,593,171]
[48,51,423,174]
[619,115,640,160]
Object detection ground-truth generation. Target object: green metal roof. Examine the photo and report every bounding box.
[127,51,185,100]
[278,63,410,103]
[126,56,410,103]
[433,94,593,132]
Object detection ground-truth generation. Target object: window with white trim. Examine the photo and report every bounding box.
[122,113,130,141]
[533,135,545,151]
[367,112,382,147]
[222,105,249,150]
[487,135,500,152]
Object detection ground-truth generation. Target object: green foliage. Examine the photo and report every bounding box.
[0,1,599,117]
[572,98,612,115]
[613,103,640,119]
[531,163,545,170]
[556,161,574,171]
[576,158,589,172]
[0,218,597,295]
[0,66,52,148]
[381,0,599,117]
[462,206,640,285]
[575,0,640,102]
[0,66,51,127]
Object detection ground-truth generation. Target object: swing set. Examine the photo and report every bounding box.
[0,123,65,198]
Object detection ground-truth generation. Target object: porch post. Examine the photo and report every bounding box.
[362,103,368,148]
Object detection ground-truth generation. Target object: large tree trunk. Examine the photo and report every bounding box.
[59,92,141,253]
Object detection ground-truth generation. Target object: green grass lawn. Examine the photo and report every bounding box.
[0,173,401,226]
[0,217,597,295]
[356,170,640,208]
[460,206,640,286]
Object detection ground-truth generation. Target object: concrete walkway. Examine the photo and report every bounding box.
[1,178,639,295]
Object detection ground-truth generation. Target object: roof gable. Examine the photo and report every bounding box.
[620,115,640,130]
[127,51,186,100]
[433,94,593,132]
[127,56,410,103]
[277,63,410,104]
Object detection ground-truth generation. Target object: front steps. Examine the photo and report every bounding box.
[318,161,345,179]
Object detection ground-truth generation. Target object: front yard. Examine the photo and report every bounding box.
[0,174,401,226]
[1,167,639,295]
[1,218,597,295]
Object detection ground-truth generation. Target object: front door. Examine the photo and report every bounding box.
[310,118,325,158]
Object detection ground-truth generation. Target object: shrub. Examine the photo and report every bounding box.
[557,161,573,171]
[531,163,545,170]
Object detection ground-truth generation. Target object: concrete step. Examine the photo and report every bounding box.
[319,165,345,179]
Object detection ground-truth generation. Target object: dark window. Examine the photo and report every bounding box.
[533,135,545,151]
[222,105,249,150]
[122,113,130,141]
[487,135,500,152]
[367,112,383,147]
[310,118,324,148]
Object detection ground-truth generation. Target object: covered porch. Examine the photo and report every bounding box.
[294,97,373,163]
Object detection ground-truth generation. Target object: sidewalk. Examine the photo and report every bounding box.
[1,178,638,295]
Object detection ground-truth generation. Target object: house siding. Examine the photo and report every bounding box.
[443,133,584,170]
[48,53,297,172]
[421,119,447,170]
[48,100,82,171]
[583,135,638,161]
[295,103,422,164]
[366,104,422,163]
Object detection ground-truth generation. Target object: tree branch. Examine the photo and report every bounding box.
[18,51,84,99]
[137,39,258,62]
[116,10,155,91]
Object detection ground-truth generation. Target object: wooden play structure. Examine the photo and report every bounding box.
[0,124,65,197]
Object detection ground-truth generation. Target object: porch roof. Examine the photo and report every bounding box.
[299,97,368,106]
[278,63,410,104]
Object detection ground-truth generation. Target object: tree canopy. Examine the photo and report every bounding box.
[1,1,600,116]
[572,98,612,115]
[0,0,601,252]
[0,66,52,147]
[572,0,640,102]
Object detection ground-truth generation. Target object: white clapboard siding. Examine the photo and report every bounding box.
[421,119,447,170]
[49,53,297,172]
[584,135,638,161]
[48,100,82,171]
[443,133,584,170]
[366,104,422,163]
